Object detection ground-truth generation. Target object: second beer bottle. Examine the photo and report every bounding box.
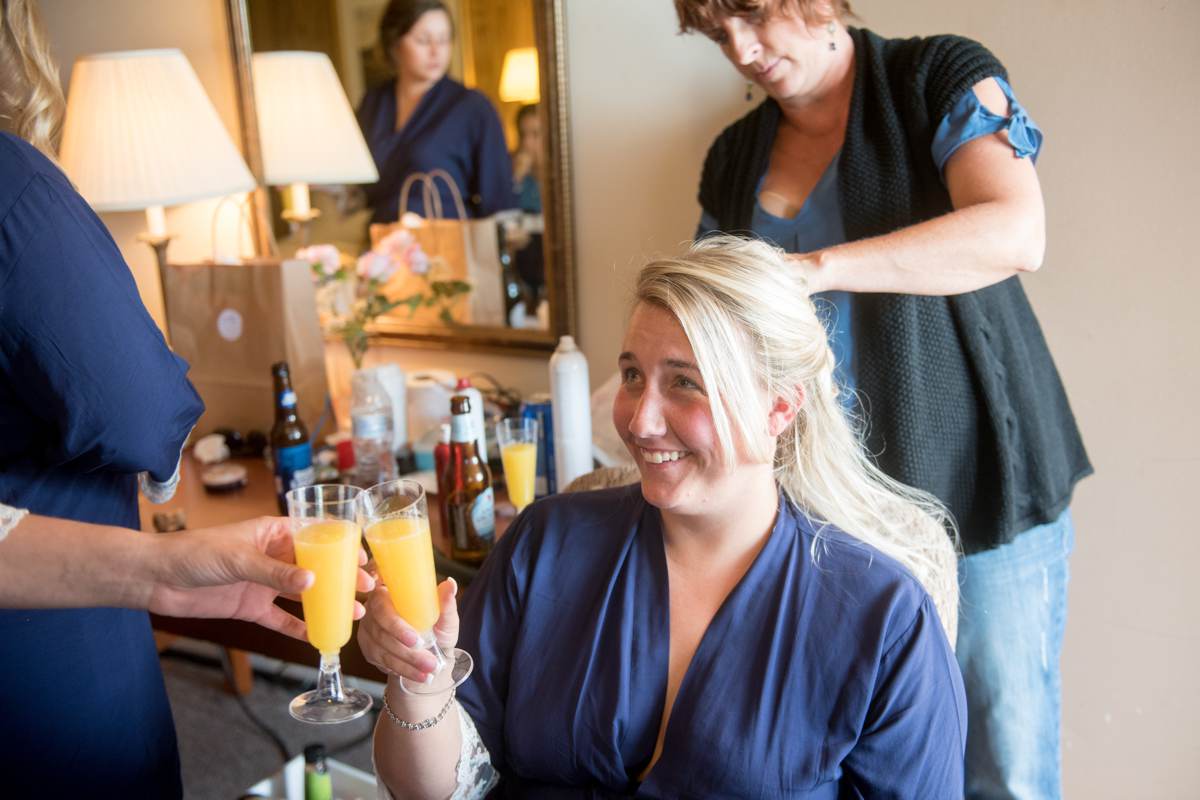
[444,394,495,564]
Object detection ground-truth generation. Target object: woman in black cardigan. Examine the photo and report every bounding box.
[675,1,1090,798]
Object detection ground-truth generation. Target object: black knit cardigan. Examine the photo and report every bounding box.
[698,27,1091,553]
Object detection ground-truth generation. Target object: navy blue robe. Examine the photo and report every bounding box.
[457,484,966,798]
[0,132,204,797]
[357,77,515,224]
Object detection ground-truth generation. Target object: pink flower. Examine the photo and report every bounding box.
[406,242,430,275]
[356,250,397,283]
[378,229,415,262]
[296,244,340,277]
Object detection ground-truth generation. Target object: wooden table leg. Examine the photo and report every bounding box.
[225,648,254,696]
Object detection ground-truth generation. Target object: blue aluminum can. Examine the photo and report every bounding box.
[520,393,556,496]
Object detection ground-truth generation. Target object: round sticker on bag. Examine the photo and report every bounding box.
[216,308,243,342]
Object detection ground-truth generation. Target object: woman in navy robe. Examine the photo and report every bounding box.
[356,0,515,225]
[360,237,967,798]
[0,4,191,793]
[0,143,203,792]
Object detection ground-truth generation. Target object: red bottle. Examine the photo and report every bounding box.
[433,423,451,537]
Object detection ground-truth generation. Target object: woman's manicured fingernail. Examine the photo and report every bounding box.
[448,577,458,597]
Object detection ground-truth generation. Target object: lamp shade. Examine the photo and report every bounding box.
[499,47,540,104]
[59,49,256,212]
[252,51,378,186]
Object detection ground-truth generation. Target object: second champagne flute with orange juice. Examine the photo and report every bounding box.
[361,479,474,695]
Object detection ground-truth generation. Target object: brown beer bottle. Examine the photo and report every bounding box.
[270,361,314,513]
[444,394,495,564]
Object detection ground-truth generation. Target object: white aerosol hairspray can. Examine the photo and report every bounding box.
[550,335,593,488]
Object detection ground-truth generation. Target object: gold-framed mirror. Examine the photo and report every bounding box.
[224,0,575,355]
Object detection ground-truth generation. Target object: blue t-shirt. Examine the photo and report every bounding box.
[699,77,1043,399]
[0,132,203,797]
[456,484,966,797]
[356,76,516,224]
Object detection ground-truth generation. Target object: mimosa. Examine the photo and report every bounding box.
[496,417,540,513]
[294,519,360,654]
[365,517,440,633]
[360,478,474,695]
[501,441,538,511]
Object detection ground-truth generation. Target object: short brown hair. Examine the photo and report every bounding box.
[674,0,855,35]
[378,0,453,58]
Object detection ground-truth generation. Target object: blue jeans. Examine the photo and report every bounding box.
[956,510,1074,800]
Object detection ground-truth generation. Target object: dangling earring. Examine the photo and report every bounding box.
[745,81,754,102]
[827,20,837,51]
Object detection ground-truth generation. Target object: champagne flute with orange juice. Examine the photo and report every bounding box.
[497,417,539,512]
[361,479,474,695]
[286,483,373,723]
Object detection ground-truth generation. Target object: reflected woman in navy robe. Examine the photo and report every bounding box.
[356,0,514,224]
[361,236,966,798]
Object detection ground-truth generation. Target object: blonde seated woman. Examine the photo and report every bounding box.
[359,236,966,798]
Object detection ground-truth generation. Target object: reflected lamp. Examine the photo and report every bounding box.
[251,51,378,242]
[499,47,540,104]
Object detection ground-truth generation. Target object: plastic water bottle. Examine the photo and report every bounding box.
[371,363,408,451]
[351,370,397,486]
[550,335,592,488]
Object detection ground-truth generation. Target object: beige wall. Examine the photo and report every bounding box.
[39,0,1200,795]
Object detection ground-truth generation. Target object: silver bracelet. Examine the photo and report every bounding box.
[382,686,456,731]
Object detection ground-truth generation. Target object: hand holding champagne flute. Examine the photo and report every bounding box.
[287,484,374,724]
[361,479,473,694]
[497,417,538,513]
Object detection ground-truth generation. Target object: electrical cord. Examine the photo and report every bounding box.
[219,649,291,763]
[326,706,380,757]
[468,371,523,416]
[160,647,381,765]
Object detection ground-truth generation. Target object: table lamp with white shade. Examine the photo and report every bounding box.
[251,51,378,243]
[58,49,257,271]
[499,47,541,104]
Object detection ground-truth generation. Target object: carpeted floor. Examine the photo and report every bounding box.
[161,644,380,799]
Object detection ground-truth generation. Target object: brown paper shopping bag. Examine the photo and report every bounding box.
[369,169,506,327]
[164,258,329,439]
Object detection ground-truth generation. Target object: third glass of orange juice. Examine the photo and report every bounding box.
[496,418,539,512]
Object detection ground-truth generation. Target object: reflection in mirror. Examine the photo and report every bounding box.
[241,0,567,343]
